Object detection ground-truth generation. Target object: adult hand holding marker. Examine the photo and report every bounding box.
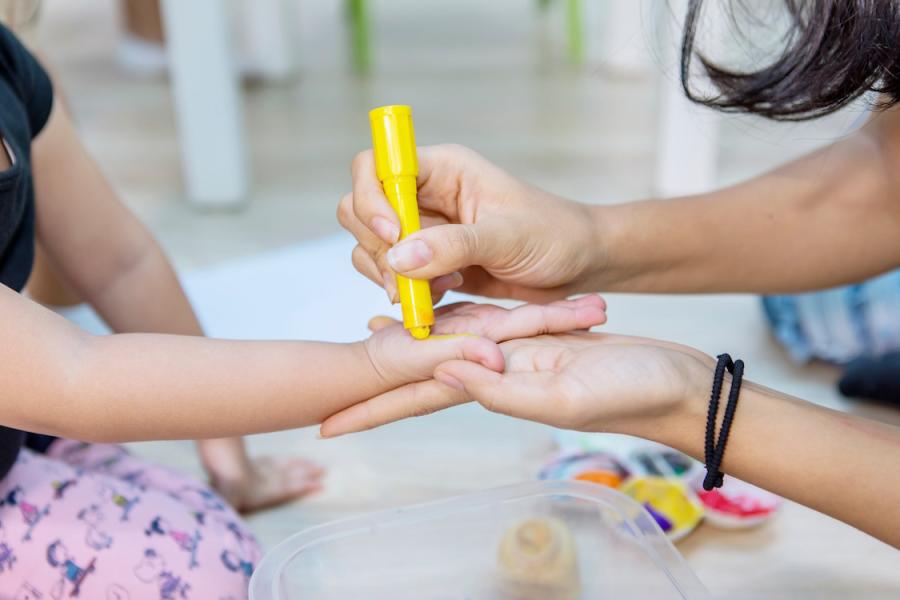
[340,144,600,304]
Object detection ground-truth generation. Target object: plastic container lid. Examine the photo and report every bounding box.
[250,481,710,599]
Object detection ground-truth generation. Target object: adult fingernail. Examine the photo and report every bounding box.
[387,239,432,272]
[435,372,465,391]
[382,270,397,302]
[371,217,399,244]
[433,271,463,293]
[318,427,343,439]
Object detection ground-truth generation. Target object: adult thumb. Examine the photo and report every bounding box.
[386,222,501,280]
[435,360,558,424]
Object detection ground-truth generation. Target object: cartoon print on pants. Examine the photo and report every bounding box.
[47,540,96,599]
[220,549,253,580]
[15,583,44,600]
[119,469,149,491]
[0,520,16,572]
[223,520,250,546]
[98,485,139,522]
[51,479,77,501]
[214,516,257,557]
[77,504,113,551]
[176,486,225,512]
[1,487,50,541]
[134,548,191,600]
[145,516,201,569]
[189,510,205,527]
[105,583,130,600]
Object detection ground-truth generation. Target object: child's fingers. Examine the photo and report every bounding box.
[435,360,561,425]
[434,301,477,317]
[319,379,468,437]
[368,315,399,332]
[480,294,607,341]
[420,334,505,373]
[366,333,504,406]
[549,294,608,312]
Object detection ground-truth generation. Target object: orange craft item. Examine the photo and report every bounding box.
[574,470,622,488]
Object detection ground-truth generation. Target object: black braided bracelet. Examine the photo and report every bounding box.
[703,353,745,491]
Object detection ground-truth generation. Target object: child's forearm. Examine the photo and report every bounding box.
[50,333,380,442]
[3,285,386,442]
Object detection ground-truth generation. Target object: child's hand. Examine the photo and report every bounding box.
[322,295,607,436]
[324,331,711,440]
[364,295,606,384]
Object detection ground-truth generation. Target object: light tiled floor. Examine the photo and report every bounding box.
[35,1,900,597]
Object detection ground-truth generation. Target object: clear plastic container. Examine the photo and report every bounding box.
[250,481,710,599]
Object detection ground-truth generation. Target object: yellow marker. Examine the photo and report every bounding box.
[369,105,434,339]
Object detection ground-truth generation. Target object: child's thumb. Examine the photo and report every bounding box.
[406,334,505,376]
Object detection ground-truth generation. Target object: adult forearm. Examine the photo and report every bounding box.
[655,382,900,548]
[590,127,900,293]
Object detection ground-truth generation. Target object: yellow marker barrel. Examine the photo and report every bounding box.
[369,105,434,339]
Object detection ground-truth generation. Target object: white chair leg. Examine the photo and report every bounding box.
[161,0,249,208]
[654,74,720,197]
[594,0,652,76]
[236,0,296,80]
[653,0,719,197]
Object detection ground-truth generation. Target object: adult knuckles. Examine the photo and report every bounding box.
[337,193,354,225]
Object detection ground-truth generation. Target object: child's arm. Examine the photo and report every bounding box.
[29,96,321,510]
[1,280,606,442]
[31,97,200,335]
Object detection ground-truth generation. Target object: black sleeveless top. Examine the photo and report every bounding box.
[0,23,55,479]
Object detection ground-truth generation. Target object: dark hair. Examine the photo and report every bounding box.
[681,0,900,120]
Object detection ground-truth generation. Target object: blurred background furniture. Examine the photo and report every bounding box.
[157,0,717,209]
[654,0,719,197]
[159,0,294,209]
[160,0,247,208]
